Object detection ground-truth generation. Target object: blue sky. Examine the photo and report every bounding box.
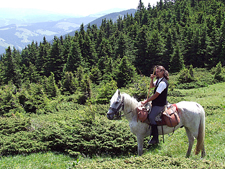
[1,0,159,16]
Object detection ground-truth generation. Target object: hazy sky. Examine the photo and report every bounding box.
[1,0,159,16]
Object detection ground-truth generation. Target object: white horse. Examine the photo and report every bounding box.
[107,89,206,158]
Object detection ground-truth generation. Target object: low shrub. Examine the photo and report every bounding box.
[176,80,208,89]
[94,79,117,104]
[129,75,150,101]
[0,106,137,158]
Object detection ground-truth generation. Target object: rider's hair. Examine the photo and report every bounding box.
[156,65,169,80]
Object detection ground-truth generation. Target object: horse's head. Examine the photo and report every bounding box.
[107,89,124,120]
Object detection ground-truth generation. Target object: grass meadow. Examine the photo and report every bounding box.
[0,82,224,168]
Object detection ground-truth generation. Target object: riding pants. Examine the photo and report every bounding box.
[148,106,165,125]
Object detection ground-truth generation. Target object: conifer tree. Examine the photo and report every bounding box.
[147,29,165,71]
[213,62,224,81]
[61,71,79,95]
[137,0,145,12]
[2,47,21,87]
[77,72,92,104]
[90,66,102,85]
[134,25,149,75]
[44,37,63,82]
[80,33,98,68]
[97,38,113,74]
[116,56,136,88]
[26,41,38,66]
[170,44,184,73]
[102,57,116,81]
[115,32,127,58]
[36,39,50,76]
[43,72,60,98]
[164,27,174,70]
[61,35,72,65]
[0,61,3,85]
[64,39,83,72]
[24,62,40,83]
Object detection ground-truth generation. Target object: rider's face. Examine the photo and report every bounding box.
[155,68,164,78]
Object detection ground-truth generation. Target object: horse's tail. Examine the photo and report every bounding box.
[195,105,205,155]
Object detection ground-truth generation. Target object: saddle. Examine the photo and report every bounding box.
[136,104,180,127]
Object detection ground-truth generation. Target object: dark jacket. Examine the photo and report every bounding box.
[152,77,168,106]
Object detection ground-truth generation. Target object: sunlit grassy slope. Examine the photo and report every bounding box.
[0,82,224,169]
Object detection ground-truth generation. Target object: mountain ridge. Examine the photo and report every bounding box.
[66,9,136,37]
[0,8,136,54]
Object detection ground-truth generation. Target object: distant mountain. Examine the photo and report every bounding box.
[0,8,136,54]
[0,16,96,54]
[66,9,136,37]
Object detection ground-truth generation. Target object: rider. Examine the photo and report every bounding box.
[141,65,169,145]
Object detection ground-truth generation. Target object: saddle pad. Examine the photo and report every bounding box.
[136,106,148,122]
[157,104,180,127]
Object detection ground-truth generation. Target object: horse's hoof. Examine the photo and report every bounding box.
[148,139,159,145]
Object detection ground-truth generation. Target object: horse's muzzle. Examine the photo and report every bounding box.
[107,110,114,120]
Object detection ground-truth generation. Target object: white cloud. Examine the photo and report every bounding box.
[1,0,159,16]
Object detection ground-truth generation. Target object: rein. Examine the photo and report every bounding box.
[114,96,133,119]
[119,109,133,118]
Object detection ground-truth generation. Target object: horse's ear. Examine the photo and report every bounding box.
[118,89,120,96]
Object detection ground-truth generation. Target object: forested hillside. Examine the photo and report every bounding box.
[0,1,225,167]
[0,0,225,114]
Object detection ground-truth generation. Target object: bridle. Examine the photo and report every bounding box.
[107,96,133,119]
[107,96,124,119]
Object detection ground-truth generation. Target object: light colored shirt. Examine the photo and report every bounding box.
[153,77,167,94]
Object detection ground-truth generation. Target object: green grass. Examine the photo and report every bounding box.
[175,82,225,107]
[0,152,76,169]
[74,82,225,168]
[0,81,224,168]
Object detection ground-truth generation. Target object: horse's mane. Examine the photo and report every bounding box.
[110,90,140,110]
[121,93,139,109]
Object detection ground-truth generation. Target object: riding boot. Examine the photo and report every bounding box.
[148,125,159,145]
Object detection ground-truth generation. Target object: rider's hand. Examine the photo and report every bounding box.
[141,100,147,105]
[150,74,156,79]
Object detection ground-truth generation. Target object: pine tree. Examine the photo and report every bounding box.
[90,66,102,85]
[147,29,165,72]
[26,41,38,66]
[116,56,136,88]
[44,37,63,82]
[0,60,3,85]
[36,38,50,76]
[134,25,149,75]
[2,47,22,87]
[42,72,60,98]
[78,31,97,68]
[24,62,40,83]
[115,32,127,58]
[137,0,145,12]
[64,38,83,73]
[170,44,184,73]
[61,71,79,95]
[213,62,224,81]
[102,57,116,81]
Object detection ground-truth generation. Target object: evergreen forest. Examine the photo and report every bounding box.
[0,1,225,167]
[1,0,225,97]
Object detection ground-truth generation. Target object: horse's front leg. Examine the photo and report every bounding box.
[137,135,145,156]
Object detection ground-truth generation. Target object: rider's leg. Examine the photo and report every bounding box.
[148,106,164,145]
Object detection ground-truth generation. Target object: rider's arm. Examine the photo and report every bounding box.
[141,92,160,105]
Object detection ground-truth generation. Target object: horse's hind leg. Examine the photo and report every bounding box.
[137,135,144,156]
[201,143,206,158]
[185,127,195,158]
